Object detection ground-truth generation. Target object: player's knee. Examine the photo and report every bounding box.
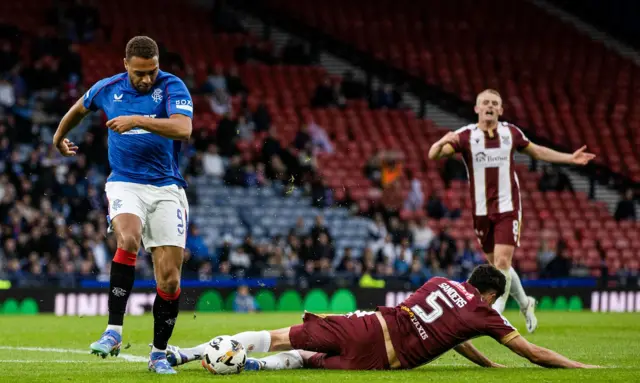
[493,257,511,271]
[157,276,180,294]
[156,269,181,294]
[269,328,291,352]
[117,232,141,253]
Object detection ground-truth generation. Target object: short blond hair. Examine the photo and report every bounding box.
[476,89,502,104]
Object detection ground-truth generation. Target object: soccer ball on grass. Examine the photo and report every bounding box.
[201,336,247,375]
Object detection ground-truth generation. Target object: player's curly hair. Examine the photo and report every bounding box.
[125,36,159,60]
[467,264,506,298]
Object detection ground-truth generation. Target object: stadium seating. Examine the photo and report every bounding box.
[3,0,637,278]
[262,0,640,183]
[190,176,370,260]
[72,0,640,274]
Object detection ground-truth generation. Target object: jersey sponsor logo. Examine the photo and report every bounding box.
[175,99,193,112]
[474,151,509,167]
[152,88,163,103]
[122,115,156,135]
[113,93,123,102]
[400,306,428,340]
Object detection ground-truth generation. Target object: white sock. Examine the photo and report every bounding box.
[106,325,122,335]
[492,268,512,314]
[509,267,529,310]
[181,342,210,361]
[257,351,303,370]
[151,346,166,354]
[180,331,271,363]
[233,331,272,353]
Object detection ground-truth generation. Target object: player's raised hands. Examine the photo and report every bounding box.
[571,145,596,165]
[55,138,78,157]
[107,116,137,134]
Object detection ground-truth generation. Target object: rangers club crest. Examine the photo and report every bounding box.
[151,88,163,103]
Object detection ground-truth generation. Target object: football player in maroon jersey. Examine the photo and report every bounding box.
[164,265,598,371]
[428,89,595,333]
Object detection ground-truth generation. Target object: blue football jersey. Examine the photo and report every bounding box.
[82,70,193,187]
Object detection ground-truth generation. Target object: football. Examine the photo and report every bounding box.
[201,336,247,375]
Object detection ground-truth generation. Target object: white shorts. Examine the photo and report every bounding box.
[105,181,190,251]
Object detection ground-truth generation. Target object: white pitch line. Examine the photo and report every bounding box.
[0,360,92,363]
[0,346,147,362]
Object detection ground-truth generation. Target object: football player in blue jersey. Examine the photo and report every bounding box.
[53,36,193,374]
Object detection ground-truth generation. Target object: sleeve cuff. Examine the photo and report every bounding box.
[500,331,520,344]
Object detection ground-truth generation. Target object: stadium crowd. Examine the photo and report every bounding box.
[0,13,638,289]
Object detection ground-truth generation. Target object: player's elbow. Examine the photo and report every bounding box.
[179,121,192,140]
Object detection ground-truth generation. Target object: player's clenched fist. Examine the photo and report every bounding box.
[440,131,459,146]
[106,116,138,134]
[54,138,79,157]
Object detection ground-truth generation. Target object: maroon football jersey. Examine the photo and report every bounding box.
[377,277,519,369]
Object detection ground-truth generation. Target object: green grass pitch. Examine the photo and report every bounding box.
[0,311,638,382]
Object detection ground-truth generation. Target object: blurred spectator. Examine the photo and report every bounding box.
[307,120,334,154]
[0,76,15,108]
[186,223,211,264]
[204,65,227,92]
[542,240,571,279]
[441,157,467,188]
[538,165,574,193]
[253,103,271,133]
[310,215,332,244]
[408,258,431,287]
[233,285,258,313]
[410,218,435,251]
[202,144,225,178]
[223,156,246,187]
[280,38,313,66]
[403,170,424,212]
[380,180,403,219]
[209,88,232,116]
[428,227,457,277]
[311,76,345,108]
[459,240,484,279]
[536,239,557,271]
[229,246,251,276]
[225,66,247,96]
[426,192,447,220]
[310,175,331,208]
[380,151,404,189]
[340,71,366,99]
[367,213,388,250]
[216,113,238,157]
[388,217,411,245]
[614,189,636,221]
[236,115,255,140]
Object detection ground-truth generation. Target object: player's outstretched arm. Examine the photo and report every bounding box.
[522,143,595,166]
[428,132,458,160]
[504,336,599,368]
[53,97,92,156]
[106,114,192,140]
[454,341,504,368]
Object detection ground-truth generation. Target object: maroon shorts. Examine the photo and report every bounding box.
[289,311,389,370]
[473,211,521,254]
